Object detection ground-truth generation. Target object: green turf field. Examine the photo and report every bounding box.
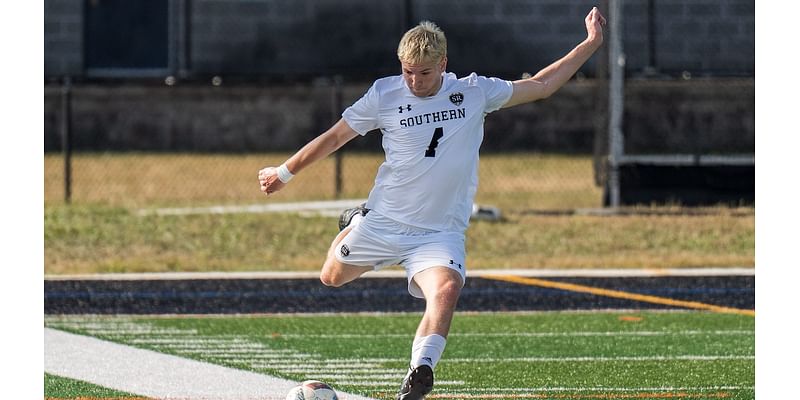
[45,373,145,399]
[45,311,754,399]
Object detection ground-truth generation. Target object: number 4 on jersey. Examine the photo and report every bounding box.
[425,127,444,157]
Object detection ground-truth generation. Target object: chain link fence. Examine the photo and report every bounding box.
[43,150,601,212]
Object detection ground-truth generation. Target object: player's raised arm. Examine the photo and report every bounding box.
[503,7,606,108]
[258,118,359,196]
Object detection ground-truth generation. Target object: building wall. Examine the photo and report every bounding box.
[43,0,754,155]
[44,0,755,79]
[44,79,754,154]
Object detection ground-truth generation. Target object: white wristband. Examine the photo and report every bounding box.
[276,164,294,183]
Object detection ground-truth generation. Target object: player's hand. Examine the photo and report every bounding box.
[585,7,606,46]
[258,166,286,196]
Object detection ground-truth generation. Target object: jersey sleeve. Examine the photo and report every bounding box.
[342,82,381,136]
[474,75,514,114]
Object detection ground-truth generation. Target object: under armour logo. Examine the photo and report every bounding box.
[398,104,412,113]
[340,244,350,257]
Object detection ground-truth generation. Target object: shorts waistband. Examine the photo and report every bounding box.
[366,211,439,236]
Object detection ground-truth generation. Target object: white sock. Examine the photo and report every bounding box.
[410,334,447,369]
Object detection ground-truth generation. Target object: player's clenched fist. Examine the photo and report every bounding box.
[258,166,284,195]
[259,163,295,195]
[584,7,606,45]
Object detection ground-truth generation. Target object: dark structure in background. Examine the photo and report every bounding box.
[44,0,754,206]
[84,0,170,74]
[45,0,755,80]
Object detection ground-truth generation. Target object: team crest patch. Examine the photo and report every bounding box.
[449,92,464,106]
[340,244,350,257]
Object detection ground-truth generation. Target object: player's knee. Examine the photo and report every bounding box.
[319,270,344,287]
[433,276,462,302]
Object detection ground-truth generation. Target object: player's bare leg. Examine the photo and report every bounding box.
[398,266,462,399]
[319,226,372,287]
[413,266,463,338]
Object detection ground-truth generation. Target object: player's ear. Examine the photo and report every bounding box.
[439,56,448,72]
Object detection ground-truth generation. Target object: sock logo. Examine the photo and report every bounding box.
[340,244,350,257]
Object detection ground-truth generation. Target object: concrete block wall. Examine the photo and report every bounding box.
[42,0,754,155]
[44,0,754,79]
[44,0,83,77]
[43,79,754,154]
[189,0,405,77]
[643,0,754,74]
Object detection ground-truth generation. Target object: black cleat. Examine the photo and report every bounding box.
[396,364,434,400]
[337,203,369,231]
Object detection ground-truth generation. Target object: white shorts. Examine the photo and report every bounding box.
[334,211,466,298]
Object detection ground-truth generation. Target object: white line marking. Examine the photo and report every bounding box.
[320,355,753,363]
[436,386,754,392]
[273,330,753,339]
[441,355,754,362]
[332,380,464,387]
[44,328,375,400]
[137,199,369,217]
[251,364,388,371]
[44,267,754,280]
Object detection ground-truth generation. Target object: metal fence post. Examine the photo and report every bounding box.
[332,76,344,199]
[607,0,625,208]
[61,76,73,204]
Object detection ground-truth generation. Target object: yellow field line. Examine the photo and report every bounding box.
[482,274,755,317]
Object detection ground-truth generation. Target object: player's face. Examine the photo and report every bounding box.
[401,57,447,97]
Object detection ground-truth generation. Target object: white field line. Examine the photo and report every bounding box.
[435,386,754,393]
[128,338,252,344]
[252,364,388,370]
[442,355,754,362]
[44,266,755,280]
[273,330,753,339]
[337,380,464,387]
[428,386,755,399]
[137,199,369,217]
[175,348,287,354]
[269,368,398,375]
[322,355,753,363]
[210,354,312,361]
[44,328,375,400]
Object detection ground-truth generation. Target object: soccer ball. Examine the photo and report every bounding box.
[285,380,339,400]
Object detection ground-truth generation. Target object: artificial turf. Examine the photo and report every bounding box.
[45,310,754,399]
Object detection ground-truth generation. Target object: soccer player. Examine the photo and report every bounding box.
[259,7,605,399]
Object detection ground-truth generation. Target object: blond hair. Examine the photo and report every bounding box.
[397,21,447,64]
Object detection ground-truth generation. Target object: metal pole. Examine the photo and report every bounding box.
[593,0,610,189]
[332,76,344,199]
[607,0,625,207]
[61,76,73,204]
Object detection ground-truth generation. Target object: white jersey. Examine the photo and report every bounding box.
[342,72,513,232]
